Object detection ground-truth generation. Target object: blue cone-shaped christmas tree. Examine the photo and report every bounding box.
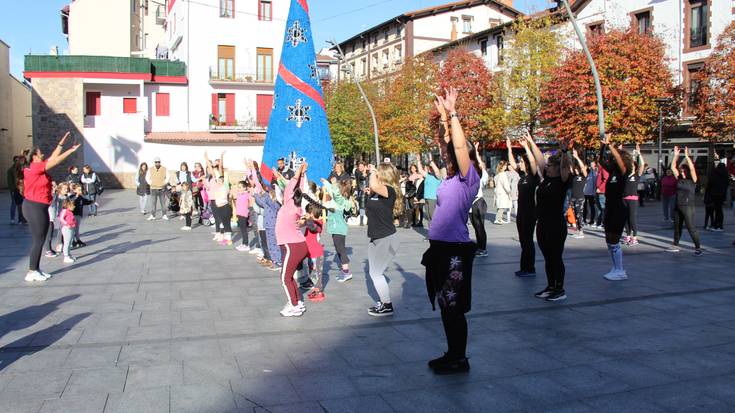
[261,0,333,182]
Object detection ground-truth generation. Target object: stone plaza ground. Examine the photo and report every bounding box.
[0,190,734,412]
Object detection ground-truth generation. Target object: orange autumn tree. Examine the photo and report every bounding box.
[437,49,495,143]
[379,56,438,154]
[540,29,677,147]
[692,20,735,142]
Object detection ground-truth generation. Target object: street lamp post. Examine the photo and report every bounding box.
[557,0,606,142]
[655,98,673,177]
[327,40,381,163]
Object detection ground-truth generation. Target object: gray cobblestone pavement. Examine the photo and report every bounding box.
[0,190,734,412]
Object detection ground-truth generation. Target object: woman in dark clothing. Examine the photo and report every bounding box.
[599,138,634,281]
[66,166,81,184]
[526,135,572,301]
[81,165,101,216]
[667,146,702,256]
[706,159,729,231]
[507,134,538,277]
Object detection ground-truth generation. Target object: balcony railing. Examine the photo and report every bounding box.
[209,116,267,132]
[24,55,186,77]
[209,67,274,85]
[155,4,166,25]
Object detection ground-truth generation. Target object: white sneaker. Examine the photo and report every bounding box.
[280,303,304,317]
[162,215,169,220]
[336,272,353,282]
[296,301,306,312]
[63,256,77,264]
[572,232,585,239]
[179,215,185,220]
[236,245,250,252]
[181,226,192,231]
[249,248,262,255]
[147,215,156,221]
[141,210,146,214]
[603,269,628,281]
[25,271,47,282]
[40,271,53,279]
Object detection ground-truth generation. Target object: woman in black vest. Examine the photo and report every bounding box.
[136,162,151,214]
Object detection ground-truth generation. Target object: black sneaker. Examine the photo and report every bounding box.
[534,287,553,299]
[299,279,314,290]
[428,353,451,369]
[546,289,567,302]
[76,240,87,248]
[694,249,703,257]
[515,270,536,277]
[367,302,394,317]
[432,357,470,375]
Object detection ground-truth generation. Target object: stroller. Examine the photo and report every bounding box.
[199,188,216,226]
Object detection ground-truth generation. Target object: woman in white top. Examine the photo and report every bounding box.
[493,161,512,224]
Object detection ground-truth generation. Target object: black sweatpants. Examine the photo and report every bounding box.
[712,197,724,229]
[23,200,50,272]
[624,199,638,237]
[604,202,627,244]
[584,195,596,224]
[441,310,467,359]
[674,205,701,249]
[237,216,249,245]
[217,205,233,233]
[184,213,192,227]
[259,230,271,260]
[536,219,567,291]
[46,221,56,252]
[470,198,487,251]
[516,210,536,273]
[332,234,350,264]
[210,201,221,231]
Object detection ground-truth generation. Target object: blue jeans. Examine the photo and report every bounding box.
[10,192,17,221]
[88,194,97,215]
[662,195,675,221]
[595,194,606,226]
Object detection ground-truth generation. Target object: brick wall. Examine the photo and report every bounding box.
[31,78,84,182]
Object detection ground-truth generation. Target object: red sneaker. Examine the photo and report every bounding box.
[307,289,325,302]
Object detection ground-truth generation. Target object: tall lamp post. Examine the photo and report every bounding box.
[327,40,381,163]
[557,0,606,142]
[655,98,673,177]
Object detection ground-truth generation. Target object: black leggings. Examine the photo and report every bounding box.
[536,219,567,290]
[259,230,271,260]
[584,195,596,224]
[674,205,701,249]
[624,199,638,237]
[237,216,249,244]
[470,198,487,250]
[216,204,233,233]
[210,201,221,231]
[441,310,467,359]
[23,201,50,272]
[332,234,350,265]
[46,221,56,252]
[516,211,536,273]
[604,202,627,244]
[712,198,724,229]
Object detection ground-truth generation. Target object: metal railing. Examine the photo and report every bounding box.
[209,67,274,84]
[209,116,268,132]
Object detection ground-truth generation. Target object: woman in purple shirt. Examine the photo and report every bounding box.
[421,88,481,375]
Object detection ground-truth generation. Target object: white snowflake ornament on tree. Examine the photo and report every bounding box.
[286,20,308,47]
[287,99,311,128]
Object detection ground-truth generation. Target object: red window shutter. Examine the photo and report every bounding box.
[86,92,101,116]
[256,94,273,127]
[258,0,261,20]
[211,93,219,121]
[225,93,235,126]
[156,93,170,116]
[123,98,137,114]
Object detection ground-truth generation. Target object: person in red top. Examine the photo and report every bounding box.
[594,158,610,228]
[23,132,80,282]
[301,204,326,302]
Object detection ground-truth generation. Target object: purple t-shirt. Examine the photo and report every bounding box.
[429,166,481,242]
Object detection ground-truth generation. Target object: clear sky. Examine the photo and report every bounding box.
[0,0,554,78]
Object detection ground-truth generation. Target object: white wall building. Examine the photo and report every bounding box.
[27,0,287,187]
[335,0,520,81]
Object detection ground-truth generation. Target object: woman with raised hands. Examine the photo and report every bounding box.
[508,134,538,278]
[526,135,571,301]
[23,132,81,282]
[667,146,702,256]
[421,88,481,375]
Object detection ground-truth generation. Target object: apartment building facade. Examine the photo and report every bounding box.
[24,0,286,187]
[62,0,166,59]
[0,40,32,189]
[335,0,520,81]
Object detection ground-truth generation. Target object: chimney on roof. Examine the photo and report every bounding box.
[498,0,513,7]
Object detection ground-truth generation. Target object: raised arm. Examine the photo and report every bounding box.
[368,165,389,198]
[604,136,627,175]
[46,132,81,171]
[634,144,645,176]
[560,143,571,183]
[519,138,538,176]
[436,88,471,177]
[474,141,486,172]
[506,137,518,172]
[416,154,427,177]
[572,148,587,177]
[670,145,680,179]
[525,132,545,177]
[684,146,697,183]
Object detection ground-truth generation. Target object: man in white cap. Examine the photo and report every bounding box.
[147,157,169,220]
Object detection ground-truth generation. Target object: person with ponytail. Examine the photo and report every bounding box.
[422,88,482,374]
[365,161,403,317]
[507,134,538,277]
[275,162,310,317]
[599,136,634,281]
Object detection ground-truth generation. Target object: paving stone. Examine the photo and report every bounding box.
[63,366,127,397]
[104,387,170,413]
[39,393,108,413]
[170,383,239,413]
[64,345,122,369]
[124,361,183,390]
